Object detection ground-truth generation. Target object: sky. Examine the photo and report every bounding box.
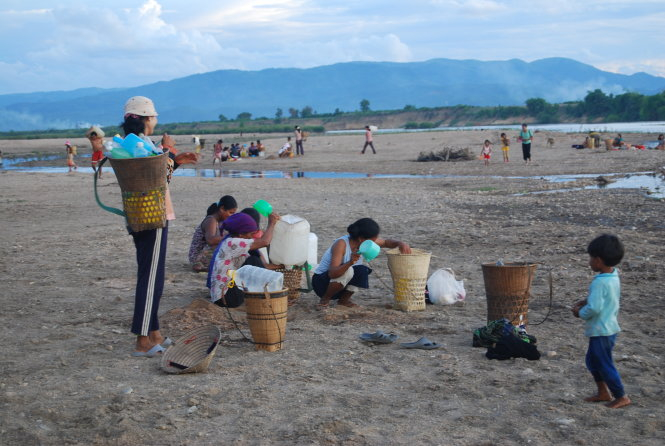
[0,0,664,95]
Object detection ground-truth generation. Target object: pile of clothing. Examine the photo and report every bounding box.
[473,318,540,361]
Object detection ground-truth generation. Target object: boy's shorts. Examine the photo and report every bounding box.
[502,146,509,151]
[483,154,491,159]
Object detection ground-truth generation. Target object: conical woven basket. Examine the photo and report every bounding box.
[275,268,303,304]
[108,153,168,232]
[161,325,221,374]
[244,289,289,352]
[481,262,537,326]
[386,248,431,312]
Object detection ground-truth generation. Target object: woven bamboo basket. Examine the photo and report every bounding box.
[108,153,167,232]
[275,268,303,304]
[244,289,289,352]
[386,248,431,312]
[481,262,537,326]
[161,325,221,374]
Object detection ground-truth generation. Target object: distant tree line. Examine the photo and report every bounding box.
[215,89,665,128]
[3,90,664,139]
[523,89,665,123]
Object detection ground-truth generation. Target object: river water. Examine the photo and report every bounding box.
[327,121,665,135]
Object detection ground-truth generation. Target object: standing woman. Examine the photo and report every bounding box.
[188,195,237,272]
[121,96,199,356]
[518,123,533,165]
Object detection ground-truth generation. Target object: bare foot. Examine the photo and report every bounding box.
[606,396,631,409]
[338,298,359,308]
[584,394,612,402]
[316,299,330,310]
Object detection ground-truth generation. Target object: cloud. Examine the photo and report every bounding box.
[598,59,665,78]
[0,0,235,93]
[0,0,663,95]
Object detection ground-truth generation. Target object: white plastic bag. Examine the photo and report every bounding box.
[427,268,466,305]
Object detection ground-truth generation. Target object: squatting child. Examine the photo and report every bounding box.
[572,234,630,409]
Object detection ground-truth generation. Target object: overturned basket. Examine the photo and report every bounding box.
[161,325,221,374]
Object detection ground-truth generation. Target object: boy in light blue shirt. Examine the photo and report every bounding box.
[572,234,630,409]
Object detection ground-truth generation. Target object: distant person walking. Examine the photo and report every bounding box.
[518,123,533,165]
[362,125,376,154]
[294,126,304,156]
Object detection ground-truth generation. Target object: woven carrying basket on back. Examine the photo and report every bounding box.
[108,153,167,232]
[161,325,221,374]
[275,268,303,304]
[481,262,537,326]
[244,289,289,352]
[386,248,431,312]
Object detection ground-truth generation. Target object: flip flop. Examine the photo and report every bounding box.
[131,344,165,358]
[399,337,441,350]
[161,337,173,348]
[359,331,398,344]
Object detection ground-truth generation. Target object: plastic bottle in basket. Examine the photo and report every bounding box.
[231,265,283,292]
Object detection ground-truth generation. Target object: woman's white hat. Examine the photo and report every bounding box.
[124,96,158,117]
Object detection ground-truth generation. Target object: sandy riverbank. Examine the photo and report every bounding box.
[1,130,664,445]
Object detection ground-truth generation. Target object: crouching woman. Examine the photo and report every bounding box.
[208,211,280,308]
[313,218,410,308]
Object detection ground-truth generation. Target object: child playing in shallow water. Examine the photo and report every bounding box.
[481,140,492,166]
[572,234,630,409]
[500,133,510,163]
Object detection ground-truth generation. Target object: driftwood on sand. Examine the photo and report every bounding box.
[417,146,474,162]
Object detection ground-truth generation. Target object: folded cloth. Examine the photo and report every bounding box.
[486,332,541,361]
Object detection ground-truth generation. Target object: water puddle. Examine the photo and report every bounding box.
[514,173,665,199]
[2,154,663,198]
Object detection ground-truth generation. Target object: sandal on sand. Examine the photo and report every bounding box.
[160,337,173,348]
[359,331,398,344]
[399,337,440,350]
[131,344,165,358]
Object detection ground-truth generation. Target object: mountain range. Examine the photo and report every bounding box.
[1,57,664,132]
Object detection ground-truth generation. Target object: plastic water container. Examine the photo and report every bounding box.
[231,265,283,292]
[269,215,310,266]
[110,133,156,158]
[131,142,150,157]
[307,232,318,269]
